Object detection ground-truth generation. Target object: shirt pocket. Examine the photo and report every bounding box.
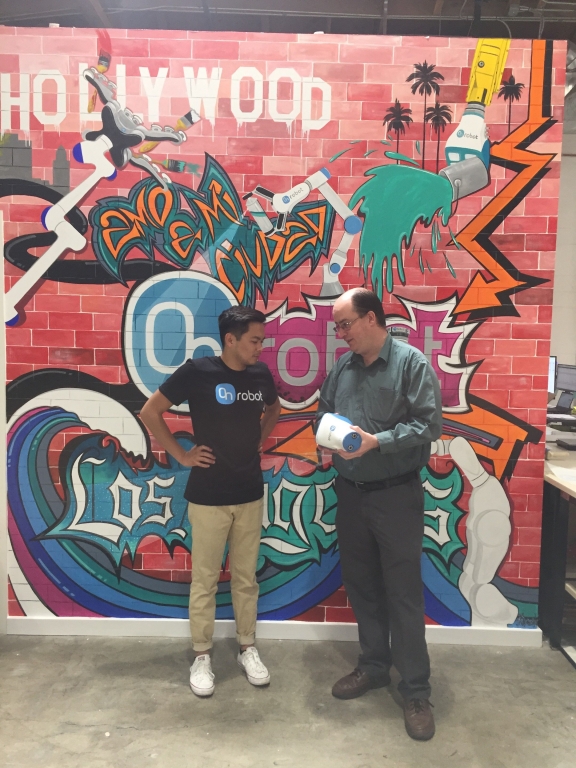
[368,385,403,428]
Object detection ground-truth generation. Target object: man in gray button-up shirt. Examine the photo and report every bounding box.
[318,288,442,741]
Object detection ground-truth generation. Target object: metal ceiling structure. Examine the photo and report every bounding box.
[0,0,575,41]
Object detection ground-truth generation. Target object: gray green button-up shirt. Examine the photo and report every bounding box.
[318,334,442,482]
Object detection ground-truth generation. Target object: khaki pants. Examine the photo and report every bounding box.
[188,498,263,653]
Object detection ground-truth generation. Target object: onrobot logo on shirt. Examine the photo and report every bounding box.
[215,383,264,404]
[215,383,236,404]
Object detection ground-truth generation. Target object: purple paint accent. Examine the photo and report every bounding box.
[260,302,348,405]
[5,315,19,327]
[8,408,55,441]
[72,142,83,163]
[393,307,464,408]
[40,207,51,230]
[106,168,117,181]
[8,507,101,618]
[7,406,101,617]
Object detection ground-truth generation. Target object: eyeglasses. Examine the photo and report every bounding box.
[333,316,363,334]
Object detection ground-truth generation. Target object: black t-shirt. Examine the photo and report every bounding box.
[159,356,278,506]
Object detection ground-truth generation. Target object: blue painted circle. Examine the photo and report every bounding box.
[282,195,290,204]
[329,263,341,274]
[344,215,362,235]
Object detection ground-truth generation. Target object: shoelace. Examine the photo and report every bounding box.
[407,699,433,714]
[194,656,214,679]
[243,648,266,673]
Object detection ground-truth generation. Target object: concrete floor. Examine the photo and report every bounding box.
[1,636,575,768]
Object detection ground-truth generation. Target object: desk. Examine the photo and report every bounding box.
[540,455,576,667]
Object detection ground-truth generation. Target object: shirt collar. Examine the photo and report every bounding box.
[349,333,391,367]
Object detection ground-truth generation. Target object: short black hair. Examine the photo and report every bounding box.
[350,288,387,328]
[218,306,266,344]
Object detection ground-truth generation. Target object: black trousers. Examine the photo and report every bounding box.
[335,474,431,701]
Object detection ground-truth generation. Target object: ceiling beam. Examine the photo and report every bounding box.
[0,0,574,34]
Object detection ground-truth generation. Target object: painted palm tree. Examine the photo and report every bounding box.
[406,61,444,169]
[425,102,453,173]
[383,99,413,162]
[498,74,525,133]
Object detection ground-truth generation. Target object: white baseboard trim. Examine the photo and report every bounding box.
[6,617,542,647]
[425,625,542,647]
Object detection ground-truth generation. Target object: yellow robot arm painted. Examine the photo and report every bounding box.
[442,38,511,177]
[466,38,511,106]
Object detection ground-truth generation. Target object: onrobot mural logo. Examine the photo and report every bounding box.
[124,271,235,412]
[2,32,560,629]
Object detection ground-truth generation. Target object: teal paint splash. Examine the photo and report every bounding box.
[416,140,421,155]
[443,252,457,278]
[350,164,454,297]
[431,220,441,254]
[384,151,419,166]
[329,148,353,162]
[449,227,462,249]
[381,139,391,146]
[364,149,378,157]
[418,248,424,273]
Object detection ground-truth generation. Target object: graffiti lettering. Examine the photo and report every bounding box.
[91,156,335,307]
[0,67,332,131]
[260,299,349,408]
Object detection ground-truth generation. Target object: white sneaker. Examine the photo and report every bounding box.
[237,646,270,686]
[189,654,215,697]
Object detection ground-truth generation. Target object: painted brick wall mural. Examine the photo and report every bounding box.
[1,27,566,630]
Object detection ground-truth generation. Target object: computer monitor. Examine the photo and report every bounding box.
[548,355,557,394]
[555,363,576,412]
[556,364,576,392]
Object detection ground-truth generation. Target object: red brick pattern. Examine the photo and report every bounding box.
[2,28,565,617]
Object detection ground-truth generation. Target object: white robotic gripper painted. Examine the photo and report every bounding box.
[244,167,363,297]
[433,436,519,628]
[4,68,199,326]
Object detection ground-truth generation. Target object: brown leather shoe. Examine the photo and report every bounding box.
[403,698,435,741]
[332,667,390,700]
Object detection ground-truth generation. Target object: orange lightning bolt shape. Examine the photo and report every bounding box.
[454,39,556,319]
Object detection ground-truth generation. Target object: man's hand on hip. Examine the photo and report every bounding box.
[180,445,215,468]
[337,427,379,460]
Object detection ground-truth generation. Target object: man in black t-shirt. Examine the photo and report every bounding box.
[140,306,280,697]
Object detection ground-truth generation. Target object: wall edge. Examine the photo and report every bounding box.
[6,617,542,647]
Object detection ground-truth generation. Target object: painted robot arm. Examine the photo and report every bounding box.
[4,68,200,325]
[82,67,200,187]
[439,39,511,202]
[433,435,519,627]
[4,122,116,324]
[244,167,363,297]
